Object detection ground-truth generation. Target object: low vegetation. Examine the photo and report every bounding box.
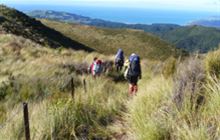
[126,54,220,140]
[28,10,220,53]
[0,34,127,139]
[41,19,184,60]
[205,48,220,77]
[162,25,220,53]
[1,32,220,140]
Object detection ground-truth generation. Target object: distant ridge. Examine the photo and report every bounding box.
[189,16,220,28]
[161,25,220,52]
[0,5,185,60]
[41,19,186,60]
[0,5,93,52]
[28,10,220,53]
[27,10,181,36]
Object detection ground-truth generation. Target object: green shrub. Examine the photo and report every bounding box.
[205,50,220,78]
[0,83,8,101]
[162,56,177,78]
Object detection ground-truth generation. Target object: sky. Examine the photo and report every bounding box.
[1,0,220,12]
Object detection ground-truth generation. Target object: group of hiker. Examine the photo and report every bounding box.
[88,49,141,95]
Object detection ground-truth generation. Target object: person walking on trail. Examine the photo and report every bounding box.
[125,53,142,95]
[115,49,124,72]
[89,57,103,77]
[94,59,103,77]
[89,57,97,76]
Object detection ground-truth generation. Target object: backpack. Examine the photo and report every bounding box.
[115,49,124,64]
[127,55,141,77]
[94,60,103,74]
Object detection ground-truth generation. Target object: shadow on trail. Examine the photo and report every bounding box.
[107,71,127,83]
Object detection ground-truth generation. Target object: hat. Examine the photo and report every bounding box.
[131,53,136,56]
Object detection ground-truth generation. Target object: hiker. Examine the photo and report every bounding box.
[89,57,103,77]
[115,49,124,72]
[125,53,142,95]
[94,59,103,77]
[88,57,97,76]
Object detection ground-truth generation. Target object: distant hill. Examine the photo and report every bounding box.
[28,10,220,53]
[27,10,181,36]
[0,6,184,60]
[189,16,220,28]
[40,19,185,60]
[161,25,220,52]
[0,5,93,52]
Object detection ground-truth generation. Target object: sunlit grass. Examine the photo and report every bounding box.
[1,34,220,140]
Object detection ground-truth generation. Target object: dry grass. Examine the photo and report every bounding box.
[0,34,129,139]
[41,19,182,60]
[205,49,220,78]
[126,55,220,140]
[1,33,220,140]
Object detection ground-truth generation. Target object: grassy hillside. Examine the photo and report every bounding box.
[162,25,220,52]
[0,6,184,60]
[28,10,220,53]
[0,5,93,52]
[2,33,220,139]
[0,34,127,139]
[41,19,184,60]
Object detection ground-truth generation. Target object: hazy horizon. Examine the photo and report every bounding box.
[3,3,218,25]
[1,0,220,13]
[0,0,219,25]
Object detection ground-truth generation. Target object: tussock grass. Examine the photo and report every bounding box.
[1,33,220,140]
[0,34,129,139]
[205,49,220,78]
[0,76,128,140]
[126,55,220,140]
[162,56,178,78]
[127,75,173,140]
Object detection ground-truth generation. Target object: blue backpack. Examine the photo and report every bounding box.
[128,54,141,77]
[115,49,124,63]
[94,60,103,74]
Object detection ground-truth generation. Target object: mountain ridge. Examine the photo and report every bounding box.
[40,19,185,60]
[189,16,220,28]
[0,5,94,52]
[27,10,220,53]
[0,5,184,60]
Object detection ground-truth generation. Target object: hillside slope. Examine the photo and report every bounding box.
[162,25,220,52]
[0,34,126,139]
[41,19,184,60]
[2,33,220,140]
[28,10,220,53]
[0,5,93,52]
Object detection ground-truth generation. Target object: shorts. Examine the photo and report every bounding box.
[127,75,138,85]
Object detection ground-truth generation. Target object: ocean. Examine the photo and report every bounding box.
[8,4,219,25]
